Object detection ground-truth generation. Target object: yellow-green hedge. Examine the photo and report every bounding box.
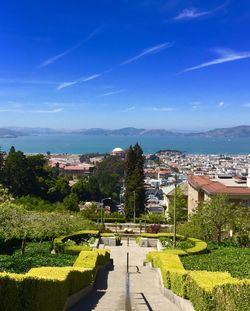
[148,252,250,311]
[186,271,234,311]
[213,279,250,311]
[141,233,207,255]
[186,238,208,255]
[0,249,110,311]
[147,252,184,288]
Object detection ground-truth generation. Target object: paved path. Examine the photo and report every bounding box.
[69,239,180,311]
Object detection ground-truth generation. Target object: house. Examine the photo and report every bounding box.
[188,172,250,214]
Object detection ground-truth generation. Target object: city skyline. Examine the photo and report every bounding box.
[1,0,250,130]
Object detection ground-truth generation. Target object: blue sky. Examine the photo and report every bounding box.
[0,0,250,130]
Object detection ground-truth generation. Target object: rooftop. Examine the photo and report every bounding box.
[188,175,250,196]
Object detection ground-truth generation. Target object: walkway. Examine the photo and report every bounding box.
[69,239,180,311]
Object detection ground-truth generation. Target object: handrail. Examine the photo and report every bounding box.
[125,252,132,311]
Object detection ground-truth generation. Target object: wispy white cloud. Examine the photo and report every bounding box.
[99,89,124,97]
[122,106,136,112]
[146,107,174,112]
[81,73,102,82]
[174,8,211,21]
[121,42,173,65]
[182,49,250,73]
[0,107,64,113]
[217,101,225,108]
[39,46,79,68]
[57,81,78,90]
[39,26,103,68]
[174,1,229,21]
[57,73,102,90]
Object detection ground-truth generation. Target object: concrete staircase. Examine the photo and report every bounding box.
[69,240,180,311]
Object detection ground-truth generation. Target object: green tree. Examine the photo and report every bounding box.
[168,186,188,223]
[48,175,70,202]
[94,155,124,199]
[3,150,31,196]
[179,194,248,242]
[124,143,145,219]
[63,193,79,212]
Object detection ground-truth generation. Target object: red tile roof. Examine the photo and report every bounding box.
[188,175,250,196]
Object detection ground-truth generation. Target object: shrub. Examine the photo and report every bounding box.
[213,279,250,311]
[54,230,99,253]
[0,249,110,311]
[186,271,234,311]
[147,252,184,288]
[185,238,208,255]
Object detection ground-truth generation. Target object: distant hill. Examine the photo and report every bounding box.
[0,128,22,138]
[189,125,250,138]
[2,125,250,138]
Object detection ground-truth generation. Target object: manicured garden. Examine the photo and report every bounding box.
[0,242,77,273]
[181,246,250,279]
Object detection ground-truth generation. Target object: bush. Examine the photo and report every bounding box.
[0,249,110,311]
[186,271,234,311]
[213,279,250,311]
[146,252,184,288]
[54,230,99,253]
[185,238,208,254]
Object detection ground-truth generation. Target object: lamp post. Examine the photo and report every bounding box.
[133,190,136,223]
[101,197,111,225]
[173,183,177,248]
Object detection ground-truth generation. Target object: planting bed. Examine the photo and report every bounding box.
[0,242,77,273]
[181,246,250,279]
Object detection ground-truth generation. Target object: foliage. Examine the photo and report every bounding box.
[186,271,234,311]
[148,251,250,311]
[54,230,99,253]
[181,247,250,279]
[63,193,79,212]
[168,186,188,223]
[124,143,145,219]
[0,248,110,311]
[15,195,64,212]
[94,155,124,200]
[0,199,98,255]
[178,194,250,242]
[48,175,70,202]
[0,242,76,273]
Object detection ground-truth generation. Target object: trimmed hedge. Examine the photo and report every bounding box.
[186,271,234,310]
[186,238,208,255]
[147,252,184,288]
[147,251,250,311]
[54,230,99,253]
[0,249,110,311]
[141,233,207,255]
[213,279,250,311]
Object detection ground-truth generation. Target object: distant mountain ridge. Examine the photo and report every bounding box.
[1,125,250,138]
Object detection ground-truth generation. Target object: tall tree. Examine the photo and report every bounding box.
[124,143,145,219]
[4,150,31,196]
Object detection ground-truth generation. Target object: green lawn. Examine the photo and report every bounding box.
[181,247,250,279]
[0,242,77,273]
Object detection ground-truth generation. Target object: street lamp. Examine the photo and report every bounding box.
[133,191,136,223]
[101,197,111,224]
[173,182,177,248]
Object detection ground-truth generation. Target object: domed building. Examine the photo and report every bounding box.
[111,147,125,158]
